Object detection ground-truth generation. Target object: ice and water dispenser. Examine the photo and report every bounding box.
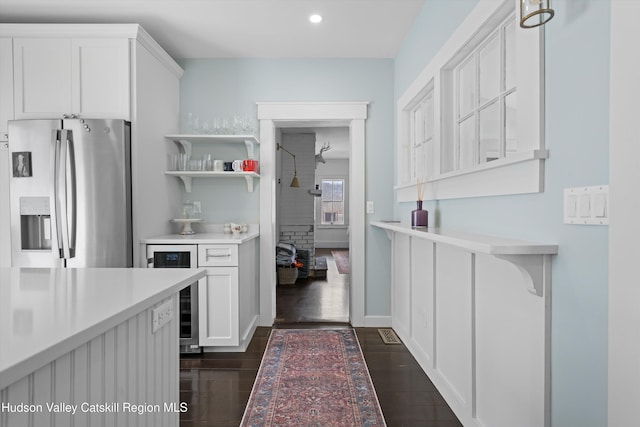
[19,196,51,250]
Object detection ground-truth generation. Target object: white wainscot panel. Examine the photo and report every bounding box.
[475,253,546,427]
[371,221,556,427]
[392,233,412,339]
[435,244,472,409]
[410,238,435,367]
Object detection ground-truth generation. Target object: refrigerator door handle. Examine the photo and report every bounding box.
[53,129,76,259]
[51,130,64,258]
[65,130,77,257]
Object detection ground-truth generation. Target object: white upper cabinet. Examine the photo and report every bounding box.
[13,37,130,120]
[0,38,14,140]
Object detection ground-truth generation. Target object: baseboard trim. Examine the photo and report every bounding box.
[315,242,349,249]
[202,316,259,353]
[362,315,392,328]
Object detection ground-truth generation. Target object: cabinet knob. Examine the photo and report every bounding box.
[2,133,7,140]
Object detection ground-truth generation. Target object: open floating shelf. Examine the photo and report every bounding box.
[165,171,260,193]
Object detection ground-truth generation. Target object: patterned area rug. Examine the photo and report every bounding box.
[240,329,386,427]
[331,250,350,274]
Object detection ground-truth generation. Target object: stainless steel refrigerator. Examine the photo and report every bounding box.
[8,119,132,268]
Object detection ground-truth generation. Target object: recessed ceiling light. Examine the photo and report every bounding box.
[309,14,323,24]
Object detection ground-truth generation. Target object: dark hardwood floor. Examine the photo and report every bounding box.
[276,248,349,324]
[179,249,462,426]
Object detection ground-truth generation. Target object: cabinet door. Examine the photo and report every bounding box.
[198,267,239,347]
[71,39,130,119]
[0,37,14,140]
[0,142,10,267]
[14,38,73,119]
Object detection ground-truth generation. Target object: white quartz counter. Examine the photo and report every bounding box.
[0,267,206,390]
[141,229,259,245]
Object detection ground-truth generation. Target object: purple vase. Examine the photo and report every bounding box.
[411,201,428,228]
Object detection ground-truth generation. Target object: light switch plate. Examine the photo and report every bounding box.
[366,201,374,214]
[564,185,609,225]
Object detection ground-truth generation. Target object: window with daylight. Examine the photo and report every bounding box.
[320,179,345,225]
[395,0,546,202]
[400,84,435,185]
[447,16,516,172]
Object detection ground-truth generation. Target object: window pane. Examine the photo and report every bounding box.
[321,180,333,201]
[425,138,434,178]
[321,201,345,225]
[332,180,343,201]
[505,21,516,90]
[505,92,518,156]
[479,33,500,104]
[413,107,424,144]
[458,57,475,118]
[458,116,475,169]
[322,202,333,224]
[425,96,434,140]
[415,142,425,178]
[479,101,501,163]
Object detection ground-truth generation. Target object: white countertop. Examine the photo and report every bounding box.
[371,220,558,255]
[141,229,259,245]
[0,267,206,390]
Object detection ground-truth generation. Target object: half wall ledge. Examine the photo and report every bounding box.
[370,220,558,297]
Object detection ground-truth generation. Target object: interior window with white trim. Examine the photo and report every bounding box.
[400,84,435,185]
[395,0,545,201]
[450,15,516,172]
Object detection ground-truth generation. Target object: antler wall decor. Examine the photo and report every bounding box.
[315,142,332,165]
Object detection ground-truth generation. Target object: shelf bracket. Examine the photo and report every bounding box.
[244,140,255,159]
[178,175,192,193]
[244,175,254,192]
[176,139,192,158]
[494,254,551,297]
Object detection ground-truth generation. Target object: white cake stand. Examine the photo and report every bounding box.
[171,218,203,235]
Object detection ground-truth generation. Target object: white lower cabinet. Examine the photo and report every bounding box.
[198,267,239,346]
[196,238,259,350]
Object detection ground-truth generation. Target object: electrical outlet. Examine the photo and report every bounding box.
[192,201,201,214]
[152,300,174,333]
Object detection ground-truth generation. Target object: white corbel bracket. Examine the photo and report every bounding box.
[176,139,192,157]
[244,139,255,159]
[494,254,551,297]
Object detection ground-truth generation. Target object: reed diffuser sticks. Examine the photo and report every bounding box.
[416,178,426,201]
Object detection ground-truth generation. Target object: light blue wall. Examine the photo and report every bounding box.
[178,58,395,316]
[393,0,610,425]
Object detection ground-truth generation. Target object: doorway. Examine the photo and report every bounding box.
[257,101,368,327]
[274,126,350,324]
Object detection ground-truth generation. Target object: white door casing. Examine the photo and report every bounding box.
[257,102,368,326]
[608,2,640,425]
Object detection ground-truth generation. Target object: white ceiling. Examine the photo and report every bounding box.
[0,0,426,59]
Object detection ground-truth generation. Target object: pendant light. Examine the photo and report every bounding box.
[277,144,300,187]
[520,0,554,28]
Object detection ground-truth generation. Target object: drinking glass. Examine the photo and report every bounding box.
[177,153,189,171]
[189,158,203,171]
[204,154,214,171]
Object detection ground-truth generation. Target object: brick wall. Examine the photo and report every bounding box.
[279,224,315,271]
